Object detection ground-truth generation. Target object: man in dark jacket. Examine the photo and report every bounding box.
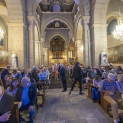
[15,77,37,123]
[32,66,39,82]
[1,66,10,89]
[69,62,84,95]
[59,64,67,92]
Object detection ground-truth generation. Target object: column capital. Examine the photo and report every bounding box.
[82,16,90,24]
[40,38,44,42]
[27,16,37,25]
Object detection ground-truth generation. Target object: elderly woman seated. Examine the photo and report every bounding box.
[6,78,20,97]
[92,75,102,103]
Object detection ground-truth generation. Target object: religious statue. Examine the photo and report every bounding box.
[11,51,17,68]
[101,49,108,66]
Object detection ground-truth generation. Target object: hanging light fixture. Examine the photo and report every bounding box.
[112,8,123,41]
[0,27,4,40]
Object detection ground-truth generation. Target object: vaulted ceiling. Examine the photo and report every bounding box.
[39,0,75,12]
[0,0,6,6]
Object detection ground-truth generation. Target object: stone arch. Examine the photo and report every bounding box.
[74,0,90,16]
[32,0,39,16]
[91,0,111,66]
[49,34,67,64]
[48,33,67,46]
[94,0,110,24]
[75,14,83,40]
[42,16,73,35]
[75,16,83,64]
[5,0,23,22]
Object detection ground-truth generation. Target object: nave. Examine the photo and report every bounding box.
[35,88,112,123]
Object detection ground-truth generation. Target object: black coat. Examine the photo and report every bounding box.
[0,93,14,123]
[72,66,82,79]
[32,70,39,82]
[15,83,37,106]
[59,67,66,78]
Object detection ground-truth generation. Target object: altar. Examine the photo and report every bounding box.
[50,59,65,64]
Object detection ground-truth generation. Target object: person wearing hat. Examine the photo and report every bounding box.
[69,62,84,95]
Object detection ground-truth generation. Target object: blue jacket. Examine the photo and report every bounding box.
[15,83,37,106]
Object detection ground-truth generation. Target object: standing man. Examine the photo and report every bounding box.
[69,62,84,95]
[59,64,67,92]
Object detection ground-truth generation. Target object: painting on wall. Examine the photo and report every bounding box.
[0,48,9,68]
[108,44,123,63]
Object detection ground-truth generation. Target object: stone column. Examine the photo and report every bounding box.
[38,41,41,66]
[66,43,69,64]
[8,23,26,68]
[76,39,83,64]
[40,38,44,65]
[82,16,91,67]
[43,47,49,65]
[91,24,107,66]
[35,40,40,66]
[47,47,49,65]
[27,16,35,68]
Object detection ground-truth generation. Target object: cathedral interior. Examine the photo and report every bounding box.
[1,1,123,123]
[0,0,123,68]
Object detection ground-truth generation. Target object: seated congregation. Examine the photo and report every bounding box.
[0,65,50,123]
[87,72,123,123]
[0,64,123,123]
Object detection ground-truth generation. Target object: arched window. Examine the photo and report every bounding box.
[0,27,4,46]
[107,19,117,35]
[53,4,61,12]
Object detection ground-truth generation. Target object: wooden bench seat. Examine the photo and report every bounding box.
[87,82,123,119]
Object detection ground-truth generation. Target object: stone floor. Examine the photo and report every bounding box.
[34,88,112,123]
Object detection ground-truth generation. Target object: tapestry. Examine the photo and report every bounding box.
[108,44,123,63]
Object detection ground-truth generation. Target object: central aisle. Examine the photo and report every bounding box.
[35,89,112,123]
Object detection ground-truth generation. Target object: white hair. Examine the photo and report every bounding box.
[108,73,116,81]
[21,77,30,83]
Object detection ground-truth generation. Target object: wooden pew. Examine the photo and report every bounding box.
[87,80,93,99]
[87,83,123,118]
[87,82,111,115]
[36,81,46,108]
[100,92,112,116]
[14,102,21,123]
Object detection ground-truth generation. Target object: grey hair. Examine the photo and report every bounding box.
[108,73,116,81]
[117,74,123,80]
[33,66,37,70]
[21,77,30,83]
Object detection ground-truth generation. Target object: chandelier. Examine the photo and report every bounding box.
[112,23,123,40]
[112,9,123,41]
[0,27,4,40]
